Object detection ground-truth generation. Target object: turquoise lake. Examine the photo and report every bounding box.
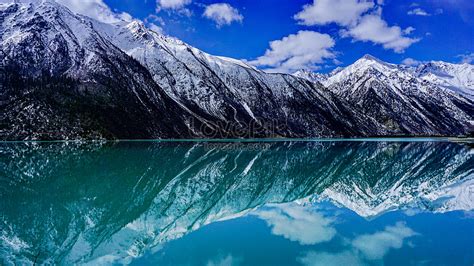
[0,140,473,265]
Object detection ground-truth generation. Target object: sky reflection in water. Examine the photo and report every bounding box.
[0,140,473,265]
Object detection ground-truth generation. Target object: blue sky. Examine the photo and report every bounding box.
[68,0,474,72]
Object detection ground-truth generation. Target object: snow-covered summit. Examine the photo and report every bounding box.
[324,54,410,87]
[416,61,474,99]
[294,54,474,100]
[1,1,473,140]
[291,54,474,135]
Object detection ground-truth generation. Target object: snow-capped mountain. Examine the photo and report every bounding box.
[90,19,382,138]
[0,0,200,140]
[415,61,474,99]
[296,55,474,100]
[1,0,473,140]
[297,55,474,135]
[0,0,381,140]
[293,69,329,84]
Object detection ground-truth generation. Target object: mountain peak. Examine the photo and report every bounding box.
[126,20,145,30]
[126,20,147,34]
[1,0,473,140]
[123,20,157,42]
[356,54,391,66]
[362,54,378,61]
[323,54,397,85]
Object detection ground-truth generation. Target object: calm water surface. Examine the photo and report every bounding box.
[0,140,473,265]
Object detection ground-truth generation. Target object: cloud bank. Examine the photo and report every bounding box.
[298,222,417,266]
[254,203,336,245]
[341,13,419,53]
[250,31,335,73]
[408,8,431,16]
[294,0,374,27]
[156,0,191,10]
[254,0,419,72]
[297,0,418,53]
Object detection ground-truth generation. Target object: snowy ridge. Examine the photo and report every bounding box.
[296,55,474,135]
[416,61,474,99]
[324,54,402,86]
[295,54,474,100]
[319,174,474,218]
[1,1,473,140]
[293,69,329,84]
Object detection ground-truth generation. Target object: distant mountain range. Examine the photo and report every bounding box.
[294,55,474,100]
[1,0,473,140]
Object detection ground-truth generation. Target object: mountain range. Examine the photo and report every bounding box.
[1,0,473,140]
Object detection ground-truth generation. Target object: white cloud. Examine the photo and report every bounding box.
[403,26,415,34]
[207,254,240,266]
[145,14,165,33]
[156,0,191,10]
[408,8,431,16]
[145,14,166,25]
[203,3,243,28]
[294,0,374,26]
[352,222,417,260]
[298,251,363,266]
[341,14,419,53]
[254,203,336,245]
[457,52,474,64]
[250,31,335,73]
[292,0,419,54]
[401,58,422,66]
[148,23,164,34]
[333,59,343,65]
[298,222,417,266]
[54,0,133,23]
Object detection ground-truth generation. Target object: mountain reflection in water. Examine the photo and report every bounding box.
[0,141,473,265]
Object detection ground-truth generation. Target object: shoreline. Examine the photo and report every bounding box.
[1,136,473,144]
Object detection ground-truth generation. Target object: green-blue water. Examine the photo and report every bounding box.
[0,140,473,265]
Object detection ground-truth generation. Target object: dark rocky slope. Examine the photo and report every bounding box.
[1,1,473,140]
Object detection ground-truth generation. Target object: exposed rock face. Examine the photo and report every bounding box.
[0,1,204,140]
[1,1,473,140]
